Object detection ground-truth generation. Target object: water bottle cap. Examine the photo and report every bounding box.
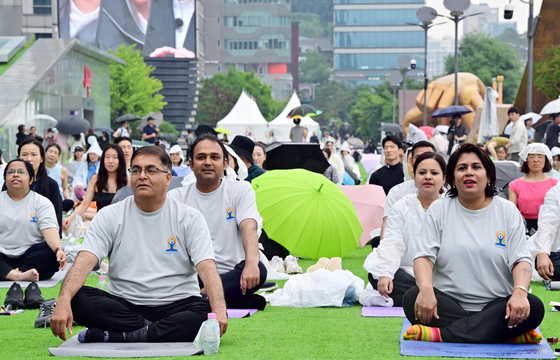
[99,275,106,280]
[208,313,216,319]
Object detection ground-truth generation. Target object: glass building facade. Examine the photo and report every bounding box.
[333,0,426,87]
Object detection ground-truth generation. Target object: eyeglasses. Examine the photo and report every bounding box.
[6,169,28,176]
[129,166,169,177]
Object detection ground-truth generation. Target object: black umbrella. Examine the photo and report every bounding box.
[114,114,141,124]
[265,142,330,174]
[195,125,218,137]
[111,176,185,204]
[287,105,322,120]
[379,123,403,133]
[93,127,114,134]
[431,105,472,118]
[56,115,91,135]
[494,161,523,199]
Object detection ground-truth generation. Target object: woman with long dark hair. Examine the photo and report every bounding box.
[12,138,63,233]
[0,159,66,283]
[45,143,74,213]
[63,144,129,229]
[402,143,544,344]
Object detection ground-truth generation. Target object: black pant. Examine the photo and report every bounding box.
[71,286,211,342]
[259,230,290,260]
[368,269,416,307]
[402,286,545,343]
[0,242,59,280]
[199,260,267,305]
[536,252,560,281]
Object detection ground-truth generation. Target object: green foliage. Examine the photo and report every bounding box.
[292,13,325,38]
[496,28,528,64]
[0,39,33,76]
[108,45,167,120]
[196,67,275,125]
[534,46,560,100]
[158,121,179,136]
[299,50,331,86]
[311,81,353,124]
[444,32,522,104]
[292,0,333,35]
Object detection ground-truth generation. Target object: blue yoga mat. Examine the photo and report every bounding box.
[399,319,556,359]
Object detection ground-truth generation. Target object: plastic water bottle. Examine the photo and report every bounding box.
[96,275,108,292]
[201,313,220,355]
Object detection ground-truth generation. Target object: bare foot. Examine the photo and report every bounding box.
[10,269,40,282]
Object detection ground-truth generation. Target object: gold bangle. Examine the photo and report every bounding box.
[513,285,528,294]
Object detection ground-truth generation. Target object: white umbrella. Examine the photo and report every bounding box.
[540,96,560,115]
[32,114,57,125]
[520,112,542,123]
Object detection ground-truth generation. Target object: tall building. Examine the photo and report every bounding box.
[333,0,426,87]
[427,35,454,79]
[203,0,293,100]
[463,3,499,35]
[0,0,54,39]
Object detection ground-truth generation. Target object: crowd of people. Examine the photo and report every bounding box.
[2,106,560,348]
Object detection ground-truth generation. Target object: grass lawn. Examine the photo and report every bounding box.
[1,246,558,360]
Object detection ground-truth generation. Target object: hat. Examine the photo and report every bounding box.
[229,136,255,163]
[551,147,560,158]
[74,146,84,152]
[519,143,552,163]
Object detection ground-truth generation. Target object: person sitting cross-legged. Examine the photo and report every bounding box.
[168,134,267,310]
[50,146,227,343]
[402,143,545,344]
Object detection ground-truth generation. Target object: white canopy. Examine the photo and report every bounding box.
[268,92,320,141]
[216,91,268,142]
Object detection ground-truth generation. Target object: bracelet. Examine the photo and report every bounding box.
[513,285,528,294]
[54,246,65,255]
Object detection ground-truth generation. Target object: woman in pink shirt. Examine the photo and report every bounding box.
[509,143,558,233]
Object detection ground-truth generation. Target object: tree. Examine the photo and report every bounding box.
[444,32,522,104]
[534,46,560,100]
[108,45,166,120]
[300,50,331,85]
[496,28,528,64]
[292,13,325,38]
[348,90,385,142]
[292,0,333,33]
[196,67,275,126]
[311,81,353,124]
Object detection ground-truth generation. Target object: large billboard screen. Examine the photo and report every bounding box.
[58,0,196,58]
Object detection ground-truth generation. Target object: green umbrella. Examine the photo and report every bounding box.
[252,169,362,260]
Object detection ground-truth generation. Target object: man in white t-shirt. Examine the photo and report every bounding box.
[51,146,227,343]
[505,107,528,162]
[168,134,267,310]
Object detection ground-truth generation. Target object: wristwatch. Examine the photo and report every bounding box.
[54,246,65,255]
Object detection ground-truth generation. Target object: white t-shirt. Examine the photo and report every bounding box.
[0,191,58,257]
[416,196,531,311]
[174,0,195,49]
[530,183,560,256]
[383,180,417,218]
[168,180,261,274]
[510,120,528,153]
[69,0,100,38]
[80,197,215,306]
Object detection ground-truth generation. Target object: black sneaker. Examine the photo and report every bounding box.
[34,298,56,328]
[24,282,44,309]
[4,283,24,310]
[258,282,278,292]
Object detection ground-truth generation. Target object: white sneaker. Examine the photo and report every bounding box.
[270,256,286,273]
[284,255,303,274]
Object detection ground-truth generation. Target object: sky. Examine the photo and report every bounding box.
[425,0,543,39]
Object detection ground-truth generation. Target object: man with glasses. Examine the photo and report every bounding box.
[51,146,227,343]
[168,134,267,310]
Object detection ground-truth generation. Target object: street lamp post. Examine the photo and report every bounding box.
[388,73,402,124]
[408,7,440,126]
[397,55,413,122]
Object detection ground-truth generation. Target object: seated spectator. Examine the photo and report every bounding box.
[365,153,445,306]
[509,144,558,232]
[496,146,508,161]
[252,142,267,169]
[369,135,404,195]
[50,146,227,343]
[115,137,134,173]
[0,159,66,281]
[72,142,103,194]
[168,134,267,310]
[530,183,560,281]
[402,144,544,344]
[322,148,340,184]
[63,144,129,227]
[45,144,74,213]
[169,145,192,177]
[228,136,265,182]
[552,147,560,172]
[326,140,344,182]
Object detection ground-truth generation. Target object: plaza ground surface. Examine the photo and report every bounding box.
[1,246,558,360]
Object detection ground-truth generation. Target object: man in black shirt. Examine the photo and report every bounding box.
[545,113,560,150]
[448,117,468,144]
[369,135,404,195]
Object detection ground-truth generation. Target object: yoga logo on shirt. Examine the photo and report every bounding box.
[495,231,506,247]
[166,236,178,253]
[226,207,235,220]
[29,212,37,223]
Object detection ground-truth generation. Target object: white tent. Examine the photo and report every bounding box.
[216,91,269,142]
[268,92,320,141]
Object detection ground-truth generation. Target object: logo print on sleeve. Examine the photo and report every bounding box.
[495,231,506,247]
[30,213,37,223]
[166,237,178,253]
[226,207,235,220]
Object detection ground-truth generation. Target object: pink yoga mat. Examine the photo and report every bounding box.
[226,309,258,318]
[361,306,405,317]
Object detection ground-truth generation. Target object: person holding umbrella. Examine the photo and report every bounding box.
[142,117,159,144]
[365,152,445,306]
[113,121,131,138]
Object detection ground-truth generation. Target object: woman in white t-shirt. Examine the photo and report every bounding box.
[113,121,131,138]
[0,159,66,284]
[364,152,445,306]
[402,143,544,344]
